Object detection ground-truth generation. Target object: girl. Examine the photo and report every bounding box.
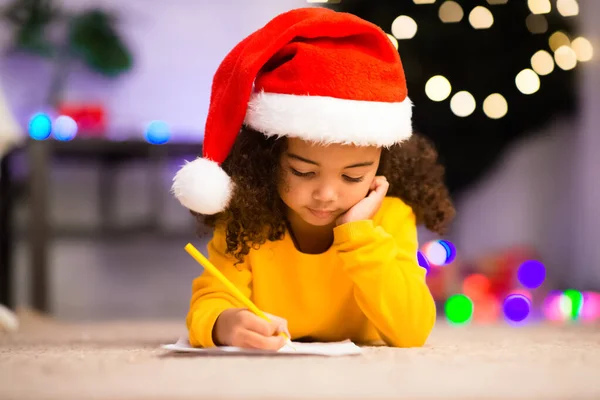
[171,7,455,350]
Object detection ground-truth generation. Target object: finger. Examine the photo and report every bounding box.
[236,329,287,351]
[264,312,291,338]
[373,176,389,195]
[241,311,280,337]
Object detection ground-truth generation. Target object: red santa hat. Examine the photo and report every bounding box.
[172,7,413,215]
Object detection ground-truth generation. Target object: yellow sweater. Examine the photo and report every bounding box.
[186,196,436,348]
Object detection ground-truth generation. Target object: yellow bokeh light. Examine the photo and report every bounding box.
[450,91,476,117]
[549,31,570,52]
[387,34,399,50]
[469,6,494,29]
[439,1,464,23]
[425,75,452,102]
[526,14,548,34]
[515,69,541,95]
[557,0,579,16]
[391,15,418,40]
[483,93,508,119]
[571,37,594,62]
[554,45,578,70]
[528,0,551,14]
[414,0,436,3]
[531,50,555,75]
[487,0,508,4]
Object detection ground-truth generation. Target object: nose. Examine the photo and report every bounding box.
[312,183,337,204]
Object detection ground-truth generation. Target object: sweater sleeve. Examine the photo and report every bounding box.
[185,227,253,348]
[332,198,436,347]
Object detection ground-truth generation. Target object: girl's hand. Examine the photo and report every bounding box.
[213,308,290,350]
[336,176,389,226]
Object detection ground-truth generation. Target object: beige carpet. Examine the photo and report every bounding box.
[1,309,599,400]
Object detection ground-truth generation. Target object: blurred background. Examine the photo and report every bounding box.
[0,0,599,325]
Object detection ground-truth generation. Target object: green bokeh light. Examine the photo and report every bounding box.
[445,294,474,325]
[563,289,584,320]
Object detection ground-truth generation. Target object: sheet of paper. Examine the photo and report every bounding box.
[161,336,362,356]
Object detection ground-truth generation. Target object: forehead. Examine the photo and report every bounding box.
[285,138,381,165]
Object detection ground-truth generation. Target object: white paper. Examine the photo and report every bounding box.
[161,336,362,356]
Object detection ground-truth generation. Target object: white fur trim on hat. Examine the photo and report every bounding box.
[243,91,413,146]
[171,157,233,215]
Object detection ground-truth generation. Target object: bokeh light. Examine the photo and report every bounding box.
[144,120,171,144]
[416,250,430,274]
[483,93,508,119]
[528,0,551,14]
[531,50,555,75]
[422,240,456,266]
[473,294,501,323]
[387,34,399,50]
[462,273,491,299]
[28,113,52,140]
[517,260,546,289]
[557,0,579,17]
[52,115,78,141]
[439,1,463,23]
[450,91,476,117]
[563,289,583,320]
[554,45,578,70]
[438,240,456,264]
[391,15,418,40]
[445,294,473,325]
[515,69,540,95]
[468,6,494,30]
[503,294,531,323]
[571,37,594,62]
[549,31,570,52]
[526,14,548,34]
[422,240,447,265]
[425,75,452,102]
[581,292,600,322]
[543,291,568,322]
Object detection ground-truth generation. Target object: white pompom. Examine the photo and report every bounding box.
[171,157,233,215]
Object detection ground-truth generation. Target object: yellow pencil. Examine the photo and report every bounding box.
[184,243,294,346]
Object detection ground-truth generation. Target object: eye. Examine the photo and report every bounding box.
[343,175,364,183]
[290,168,315,178]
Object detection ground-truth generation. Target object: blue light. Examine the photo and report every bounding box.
[503,294,531,323]
[438,240,457,264]
[28,113,52,140]
[144,120,171,144]
[417,250,430,274]
[517,260,546,289]
[52,115,78,141]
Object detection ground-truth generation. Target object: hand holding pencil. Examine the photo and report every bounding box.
[185,243,293,351]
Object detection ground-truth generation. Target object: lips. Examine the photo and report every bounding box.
[308,208,336,219]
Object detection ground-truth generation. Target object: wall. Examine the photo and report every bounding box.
[570,0,600,290]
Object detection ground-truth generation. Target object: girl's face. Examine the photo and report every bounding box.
[278,137,382,227]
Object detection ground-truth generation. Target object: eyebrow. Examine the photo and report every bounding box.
[287,153,374,169]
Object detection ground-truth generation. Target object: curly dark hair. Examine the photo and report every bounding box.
[197,127,455,264]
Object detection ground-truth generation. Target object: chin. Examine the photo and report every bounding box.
[303,215,336,227]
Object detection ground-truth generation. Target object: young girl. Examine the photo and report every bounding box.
[171,7,455,350]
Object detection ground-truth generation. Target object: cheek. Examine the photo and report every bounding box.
[278,174,305,205]
[341,181,373,208]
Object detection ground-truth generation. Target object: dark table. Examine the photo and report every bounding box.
[0,137,202,312]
